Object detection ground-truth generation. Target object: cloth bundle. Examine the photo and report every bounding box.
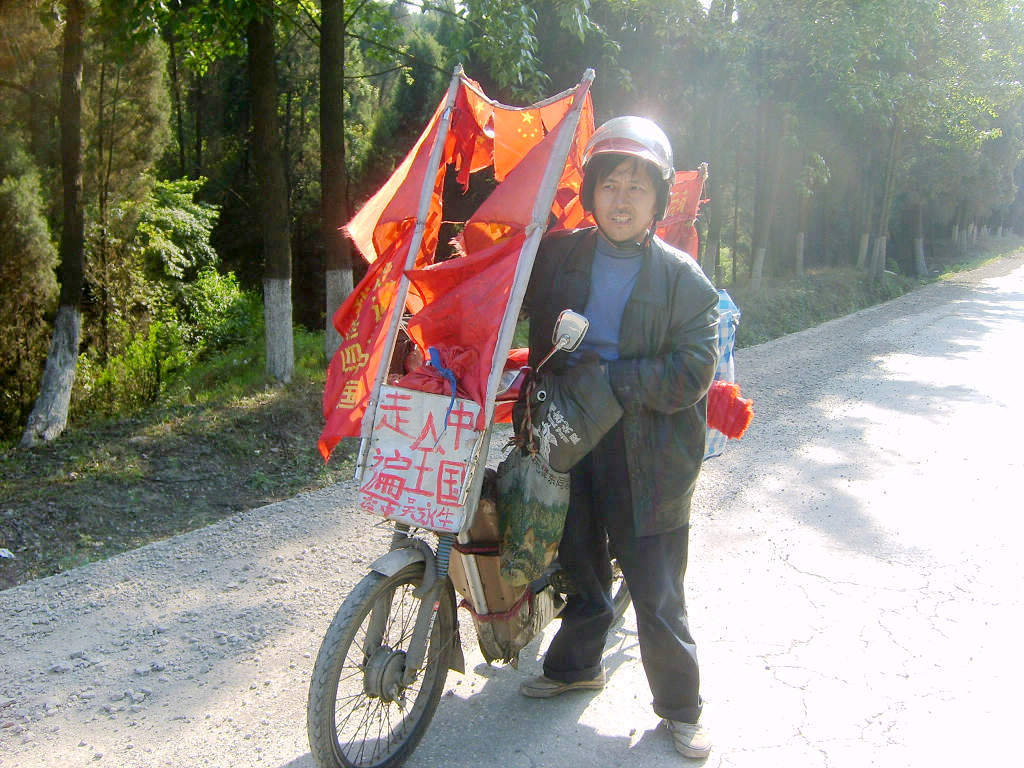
[706,380,754,439]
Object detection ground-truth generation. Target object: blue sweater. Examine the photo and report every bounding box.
[569,234,643,364]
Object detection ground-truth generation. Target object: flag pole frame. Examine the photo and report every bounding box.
[481,70,594,419]
[354,65,465,482]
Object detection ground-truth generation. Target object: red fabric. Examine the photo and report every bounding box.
[320,74,595,461]
[706,380,754,439]
[655,170,707,259]
[319,239,409,459]
[405,234,524,420]
[394,345,477,399]
[494,348,529,424]
[505,348,529,367]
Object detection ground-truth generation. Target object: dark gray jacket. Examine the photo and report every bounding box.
[522,228,720,535]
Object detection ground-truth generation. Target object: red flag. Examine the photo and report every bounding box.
[320,74,594,461]
[319,238,408,459]
[405,234,525,417]
[656,169,707,258]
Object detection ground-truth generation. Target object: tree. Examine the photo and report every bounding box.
[84,19,170,364]
[21,0,87,448]
[247,2,294,383]
[320,0,348,358]
[0,135,59,437]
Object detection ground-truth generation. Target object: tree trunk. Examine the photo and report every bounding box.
[21,0,86,448]
[795,232,805,279]
[751,246,767,289]
[795,191,809,279]
[856,232,870,270]
[192,75,203,178]
[730,160,739,285]
[248,9,294,383]
[913,202,927,277]
[872,118,900,282]
[853,168,873,269]
[168,34,187,178]
[321,0,353,359]
[870,235,887,279]
[750,101,784,292]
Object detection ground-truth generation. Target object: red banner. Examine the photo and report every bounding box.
[319,75,594,460]
[655,169,707,258]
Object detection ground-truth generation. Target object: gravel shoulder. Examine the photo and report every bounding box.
[3,253,1023,768]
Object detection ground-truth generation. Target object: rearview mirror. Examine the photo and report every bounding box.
[535,309,589,371]
[552,309,589,352]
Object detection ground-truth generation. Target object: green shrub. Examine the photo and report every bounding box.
[182,267,262,356]
[729,268,916,348]
[73,314,189,419]
[134,178,220,283]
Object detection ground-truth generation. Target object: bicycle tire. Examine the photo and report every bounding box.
[307,563,455,768]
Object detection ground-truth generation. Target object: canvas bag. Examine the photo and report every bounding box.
[512,361,624,473]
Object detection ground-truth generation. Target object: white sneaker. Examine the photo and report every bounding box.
[664,718,712,759]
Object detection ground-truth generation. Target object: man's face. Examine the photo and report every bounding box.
[591,158,659,245]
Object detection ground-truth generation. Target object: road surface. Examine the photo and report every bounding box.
[2,252,1022,767]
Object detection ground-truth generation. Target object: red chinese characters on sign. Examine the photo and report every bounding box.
[358,386,482,533]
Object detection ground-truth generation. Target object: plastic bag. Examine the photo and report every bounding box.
[495,449,570,586]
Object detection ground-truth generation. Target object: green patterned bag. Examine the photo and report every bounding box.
[495,448,570,587]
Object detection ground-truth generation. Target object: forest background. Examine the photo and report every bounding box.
[2,0,1023,587]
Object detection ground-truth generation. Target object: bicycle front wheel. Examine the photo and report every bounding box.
[307,563,455,768]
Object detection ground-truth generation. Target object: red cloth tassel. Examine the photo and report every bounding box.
[707,380,754,439]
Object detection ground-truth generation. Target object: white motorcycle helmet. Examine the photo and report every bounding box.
[581,115,675,221]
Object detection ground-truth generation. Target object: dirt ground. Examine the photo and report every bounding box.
[0,377,354,590]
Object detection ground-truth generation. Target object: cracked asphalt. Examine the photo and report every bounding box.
[3,251,1022,768]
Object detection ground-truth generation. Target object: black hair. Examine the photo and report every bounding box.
[580,153,669,219]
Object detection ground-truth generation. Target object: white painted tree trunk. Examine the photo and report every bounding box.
[324,268,353,359]
[952,223,959,243]
[264,277,294,383]
[914,236,927,277]
[856,232,870,270]
[795,231,805,279]
[20,305,82,447]
[751,246,766,292]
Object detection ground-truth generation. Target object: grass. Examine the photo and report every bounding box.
[1,235,1020,590]
[0,330,355,590]
[727,235,1024,348]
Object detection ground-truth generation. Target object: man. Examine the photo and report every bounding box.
[517,116,721,759]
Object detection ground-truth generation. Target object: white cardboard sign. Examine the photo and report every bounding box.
[358,385,483,533]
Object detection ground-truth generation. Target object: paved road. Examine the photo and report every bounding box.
[404,252,1024,768]
[3,252,1022,768]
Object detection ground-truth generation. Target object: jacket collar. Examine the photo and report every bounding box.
[566,227,666,307]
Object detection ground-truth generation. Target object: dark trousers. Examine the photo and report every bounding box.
[542,421,703,724]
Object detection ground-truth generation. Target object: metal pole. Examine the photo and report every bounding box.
[457,70,594,617]
[354,65,465,481]
[481,70,595,419]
